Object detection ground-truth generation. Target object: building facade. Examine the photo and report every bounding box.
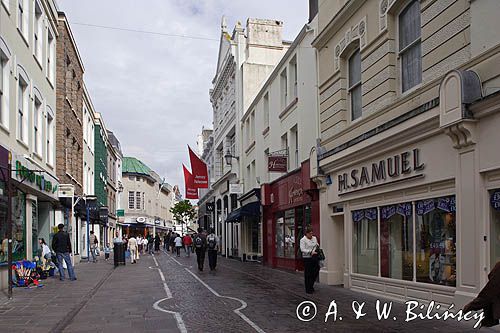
[93,113,107,246]
[203,17,289,258]
[240,21,320,269]
[310,0,500,307]
[0,0,59,288]
[107,130,123,239]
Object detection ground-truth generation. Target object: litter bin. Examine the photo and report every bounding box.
[113,243,126,267]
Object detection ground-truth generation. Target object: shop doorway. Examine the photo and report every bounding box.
[332,214,345,285]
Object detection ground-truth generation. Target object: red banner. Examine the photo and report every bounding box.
[268,155,287,172]
[188,146,209,188]
[183,165,199,199]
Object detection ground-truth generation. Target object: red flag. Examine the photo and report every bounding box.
[183,165,199,199]
[188,145,209,188]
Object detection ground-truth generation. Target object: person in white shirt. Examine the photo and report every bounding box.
[300,226,320,294]
[174,234,183,257]
[39,238,51,263]
[128,235,138,264]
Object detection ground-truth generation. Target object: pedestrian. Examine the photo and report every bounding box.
[142,236,148,255]
[51,224,76,281]
[147,234,154,254]
[194,228,207,271]
[104,243,110,261]
[39,238,52,266]
[164,233,170,250]
[89,230,98,263]
[300,226,320,294]
[137,235,143,254]
[463,261,500,327]
[128,234,138,264]
[207,228,219,271]
[183,233,192,257]
[154,233,161,252]
[174,233,183,257]
[169,233,176,253]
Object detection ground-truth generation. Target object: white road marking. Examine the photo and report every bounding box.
[162,250,184,266]
[185,268,266,333]
[150,254,186,333]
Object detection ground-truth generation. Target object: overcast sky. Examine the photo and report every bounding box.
[57,0,309,196]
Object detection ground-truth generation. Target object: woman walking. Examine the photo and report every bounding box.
[300,226,320,294]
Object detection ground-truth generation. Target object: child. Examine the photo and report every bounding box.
[104,244,111,261]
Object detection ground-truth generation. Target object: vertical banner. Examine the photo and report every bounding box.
[188,146,209,188]
[183,165,199,199]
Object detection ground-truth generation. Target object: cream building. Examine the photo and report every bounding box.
[239,20,319,267]
[310,0,500,307]
[0,0,59,288]
[204,17,289,258]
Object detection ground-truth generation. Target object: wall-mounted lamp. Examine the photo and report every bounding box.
[224,149,239,166]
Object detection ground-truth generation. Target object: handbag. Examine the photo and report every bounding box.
[317,247,326,261]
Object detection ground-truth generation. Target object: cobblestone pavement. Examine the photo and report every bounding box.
[0,251,497,332]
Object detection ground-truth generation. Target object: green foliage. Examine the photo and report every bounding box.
[169,200,196,224]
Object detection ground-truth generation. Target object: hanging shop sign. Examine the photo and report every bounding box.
[12,156,59,199]
[206,202,215,212]
[229,183,243,194]
[338,148,425,194]
[491,190,500,211]
[288,175,304,205]
[136,217,146,223]
[268,149,288,173]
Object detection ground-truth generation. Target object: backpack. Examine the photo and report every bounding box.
[207,234,217,250]
[194,235,203,248]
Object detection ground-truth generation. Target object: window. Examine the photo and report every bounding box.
[135,191,141,210]
[281,133,288,171]
[142,192,145,210]
[34,1,43,62]
[352,208,378,276]
[263,92,269,129]
[275,216,284,257]
[399,0,421,92]
[128,191,134,209]
[83,107,87,144]
[229,134,235,157]
[33,97,42,155]
[0,190,26,264]
[47,28,55,83]
[0,54,9,129]
[280,69,287,109]
[17,75,28,143]
[491,190,500,269]
[17,0,28,40]
[250,111,255,142]
[290,56,297,99]
[348,49,362,121]
[291,125,298,169]
[46,109,54,165]
[264,148,269,182]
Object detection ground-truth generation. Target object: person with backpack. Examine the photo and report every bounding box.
[206,228,219,271]
[52,224,76,281]
[183,233,193,257]
[89,230,98,263]
[194,228,207,271]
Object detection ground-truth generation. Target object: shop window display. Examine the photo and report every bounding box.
[352,208,378,276]
[0,180,7,263]
[415,196,456,286]
[283,209,295,258]
[380,203,413,281]
[491,190,500,268]
[275,216,284,257]
[32,201,38,258]
[0,190,26,264]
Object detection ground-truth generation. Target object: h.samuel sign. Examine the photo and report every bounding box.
[338,148,424,194]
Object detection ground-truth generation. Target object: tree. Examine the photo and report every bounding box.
[169,200,196,230]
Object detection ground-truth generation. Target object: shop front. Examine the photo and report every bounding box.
[261,160,319,271]
[312,70,500,306]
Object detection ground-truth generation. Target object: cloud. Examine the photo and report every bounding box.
[57,0,308,197]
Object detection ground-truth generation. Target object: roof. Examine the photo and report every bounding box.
[122,157,152,176]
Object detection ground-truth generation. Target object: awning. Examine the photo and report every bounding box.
[226,201,260,223]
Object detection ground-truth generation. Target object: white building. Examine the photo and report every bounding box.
[0,0,59,288]
[202,17,290,258]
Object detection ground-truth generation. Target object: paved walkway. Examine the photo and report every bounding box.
[0,251,496,332]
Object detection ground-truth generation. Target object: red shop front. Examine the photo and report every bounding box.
[261,160,320,271]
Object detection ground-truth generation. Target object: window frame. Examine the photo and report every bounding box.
[17,74,28,144]
[33,95,43,156]
[33,0,44,65]
[348,48,362,122]
[46,27,56,84]
[0,50,10,130]
[46,107,54,166]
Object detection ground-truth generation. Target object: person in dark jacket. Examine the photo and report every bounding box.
[193,228,207,271]
[51,224,76,281]
[154,233,161,252]
[463,261,500,327]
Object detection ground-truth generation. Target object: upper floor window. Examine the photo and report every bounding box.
[0,51,9,129]
[263,92,269,130]
[33,1,43,63]
[46,107,54,165]
[348,49,362,121]
[399,0,421,93]
[17,0,28,41]
[290,56,298,99]
[33,95,42,155]
[47,28,56,84]
[280,69,288,109]
[128,191,135,209]
[17,74,28,143]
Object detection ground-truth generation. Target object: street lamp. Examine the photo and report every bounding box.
[224,149,239,166]
[83,195,97,262]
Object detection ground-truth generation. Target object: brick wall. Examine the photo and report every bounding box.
[55,17,84,195]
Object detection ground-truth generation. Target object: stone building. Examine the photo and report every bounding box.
[309,0,500,307]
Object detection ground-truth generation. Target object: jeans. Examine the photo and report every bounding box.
[195,248,206,271]
[90,246,97,262]
[56,252,76,280]
[176,246,182,257]
[184,245,191,257]
[208,249,217,270]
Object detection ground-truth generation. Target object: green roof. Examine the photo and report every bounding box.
[122,157,152,176]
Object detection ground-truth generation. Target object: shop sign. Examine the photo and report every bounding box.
[12,158,59,197]
[268,156,287,172]
[206,202,214,212]
[136,217,146,223]
[229,184,243,194]
[288,175,304,204]
[338,148,424,194]
[491,190,500,211]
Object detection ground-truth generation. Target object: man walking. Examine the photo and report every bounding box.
[52,224,76,281]
[183,233,192,257]
[194,228,207,271]
[174,233,183,257]
[89,230,98,263]
[206,228,219,271]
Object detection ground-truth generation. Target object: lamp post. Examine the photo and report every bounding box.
[83,195,97,262]
[224,149,239,166]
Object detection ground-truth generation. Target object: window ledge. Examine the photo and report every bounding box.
[33,151,43,161]
[46,76,54,89]
[17,138,29,150]
[279,97,298,120]
[0,123,9,135]
[33,54,43,71]
[46,162,54,170]
[17,28,29,48]
[262,126,270,137]
[245,141,256,155]
[1,1,10,14]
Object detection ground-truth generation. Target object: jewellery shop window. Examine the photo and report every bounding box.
[490,189,500,269]
[415,196,456,287]
[352,208,378,276]
[0,190,26,264]
[275,209,298,259]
